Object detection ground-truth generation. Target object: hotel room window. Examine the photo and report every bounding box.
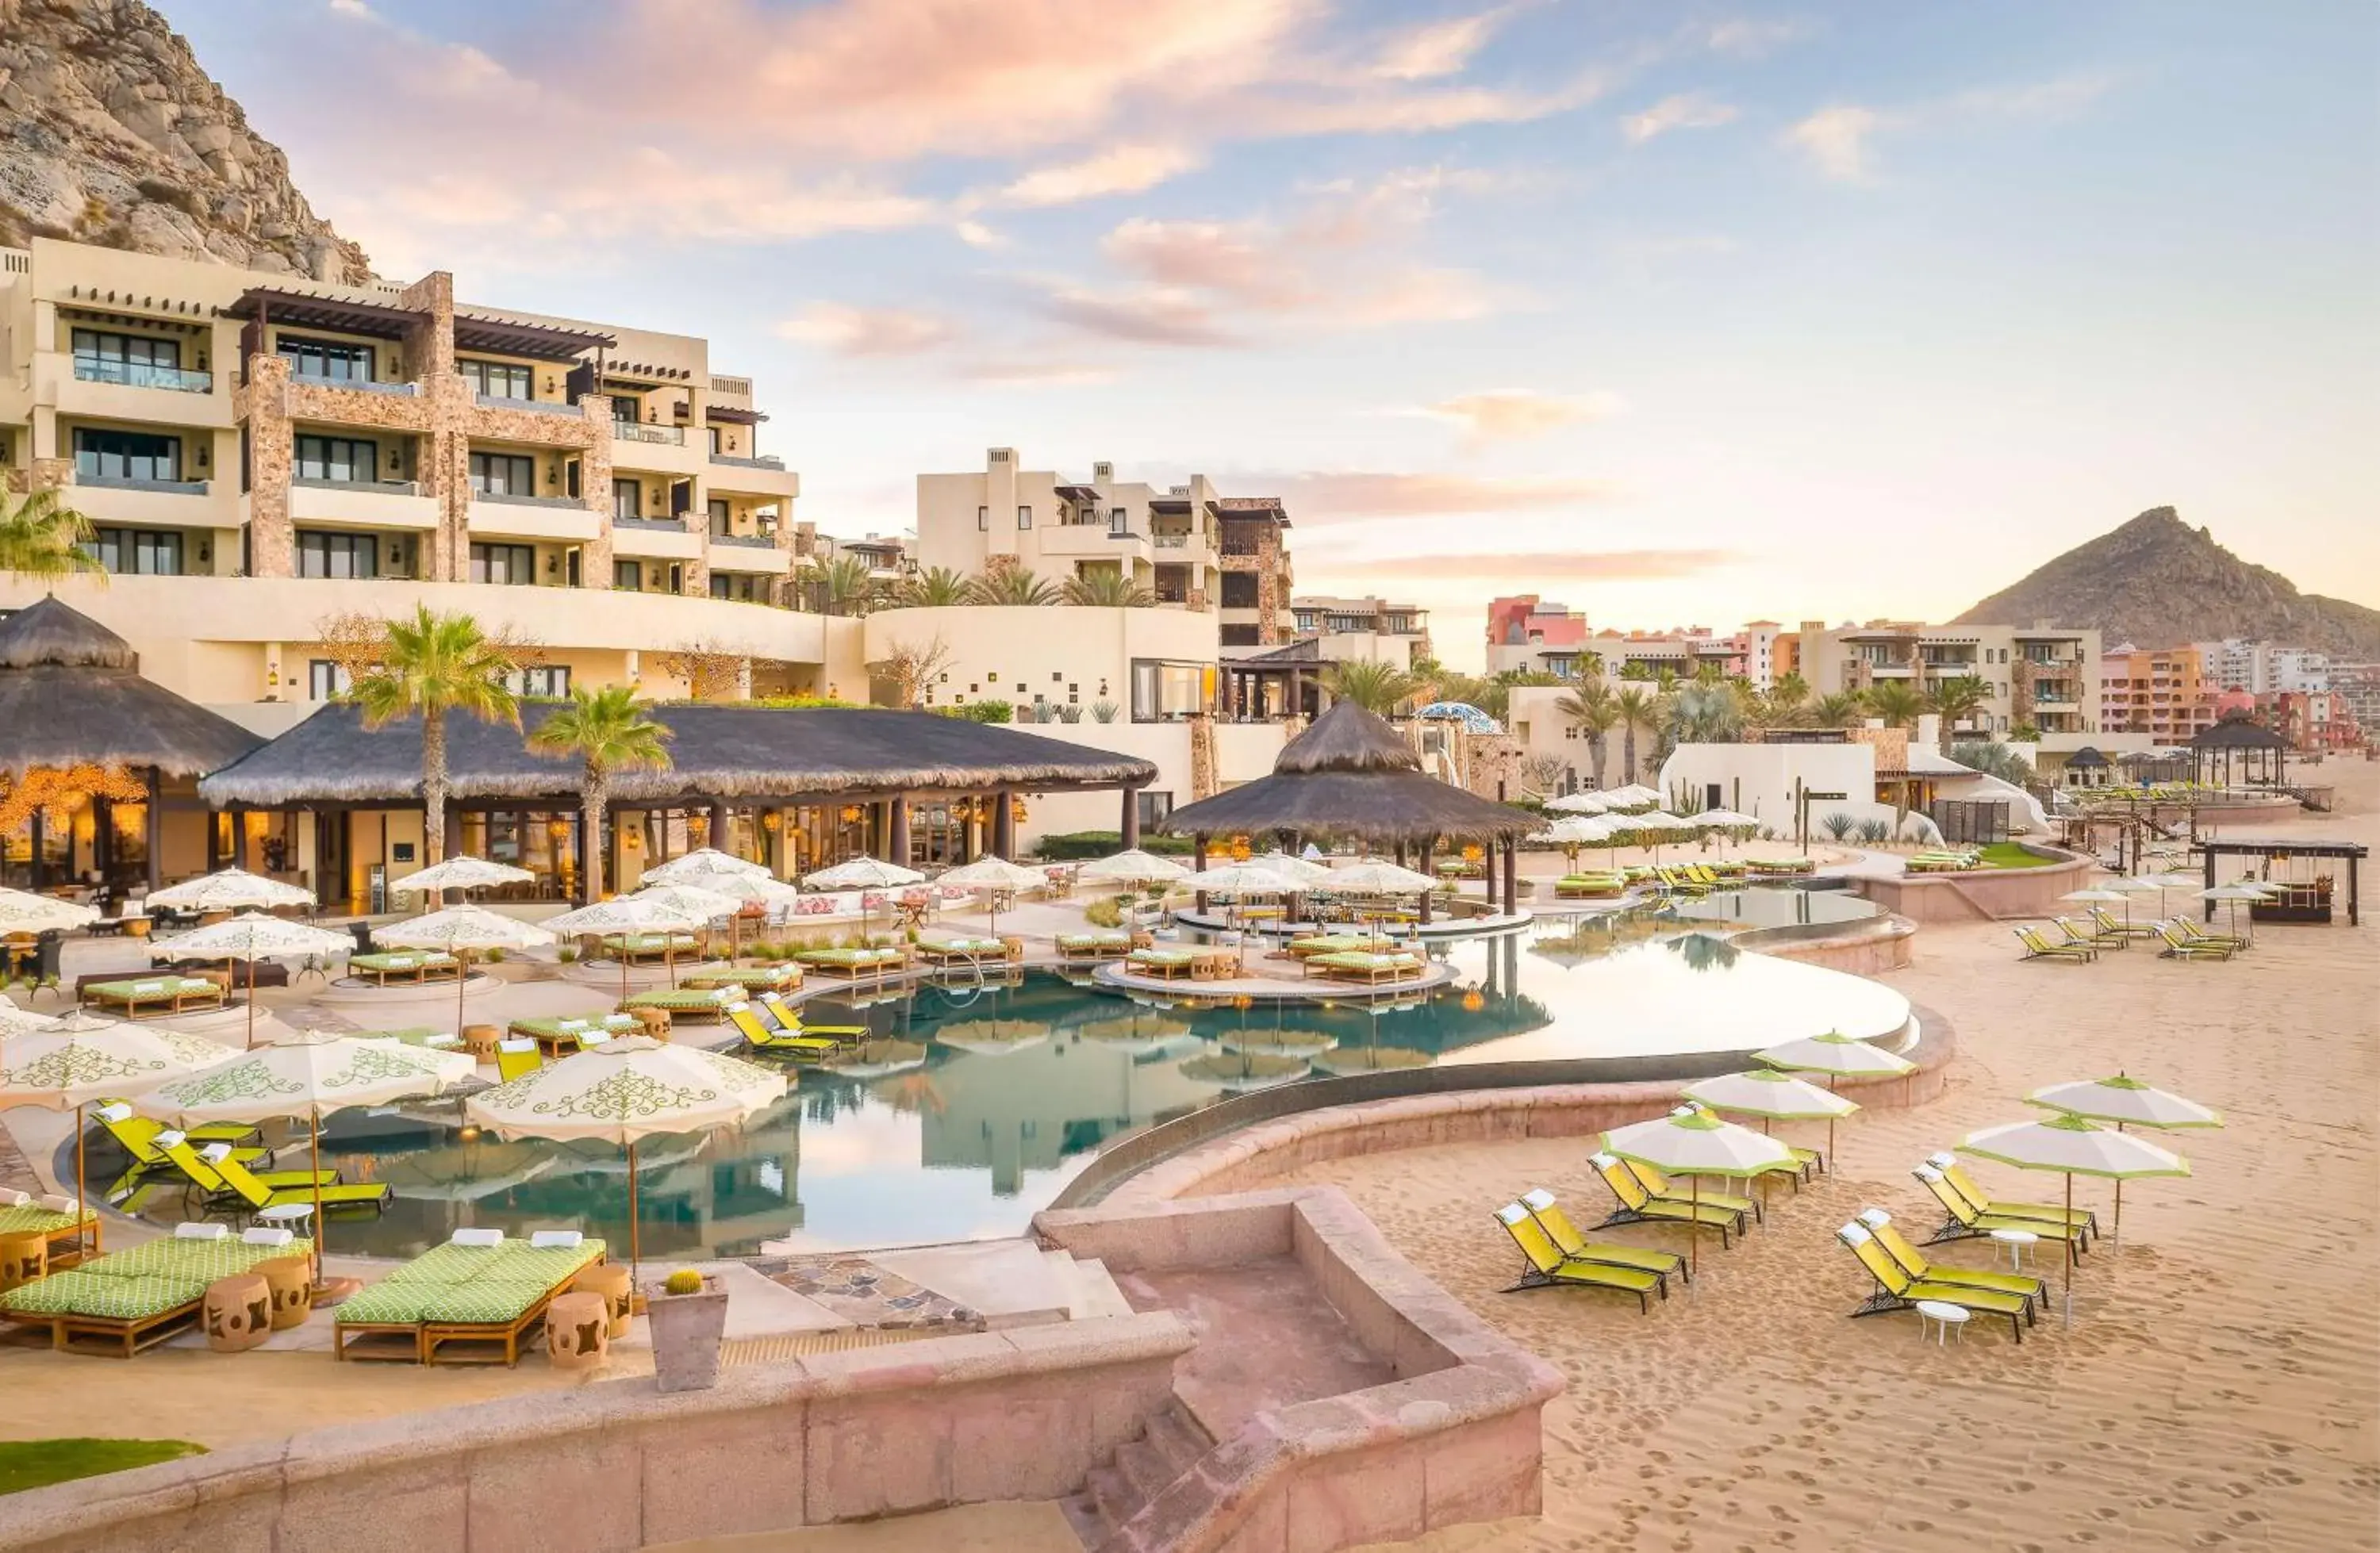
[73,428,180,483]
[614,560,643,591]
[278,335,372,382]
[468,451,535,496]
[295,530,378,579]
[613,480,642,520]
[308,661,352,701]
[294,434,377,485]
[977,505,989,531]
[83,527,183,576]
[459,359,533,399]
[1017,504,1032,529]
[470,542,535,585]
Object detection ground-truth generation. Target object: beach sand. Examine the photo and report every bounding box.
[1284,765,2380,1551]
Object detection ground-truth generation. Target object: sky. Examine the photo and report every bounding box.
[175,1,2376,670]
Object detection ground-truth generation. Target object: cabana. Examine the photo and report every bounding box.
[2201,838,2365,926]
[2189,714,2290,788]
[200,704,1157,908]
[0,597,263,898]
[1157,702,1538,920]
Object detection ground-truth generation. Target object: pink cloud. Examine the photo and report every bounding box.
[985,144,1206,208]
[1265,471,1618,521]
[776,304,962,357]
[1621,93,1740,144]
[1420,390,1624,441]
[1327,548,1737,580]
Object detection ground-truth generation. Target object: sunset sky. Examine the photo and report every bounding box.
[178,1,2374,668]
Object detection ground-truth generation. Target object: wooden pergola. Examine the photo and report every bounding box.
[2202,838,2365,926]
[2190,715,2290,788]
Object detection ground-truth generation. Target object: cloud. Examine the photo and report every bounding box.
[953,220,1008,249]
[957,359,1120,387]
[1783,105,1883,181]
[1321,548,1737,580]
[1694,17,1814,57]
[1261,471,1618,522]
[1032,282,1240,347]
[1370,6,1522,81]
[775,304,962,356]
[1621,93,1738,144]
[988,144,1203,208]
[1419,389,1624,442]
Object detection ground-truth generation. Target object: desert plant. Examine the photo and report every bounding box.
[0,487,106,585]
[959,700,1012,723]
[1084,895,1127,929]
[1926,674,1993,731]
[1054,703,1084,723]
[1821,811,1856,842]
[1856,818,1891,844]
[1061,568,1157,608]
[528,684,673,902]
[1613,686,1656,783]
[558,945,578,964]
[816,554,878,617]
[1089,700,1119,723]
[1946,739,2032,784]
[1862,681,1926,730]
[1556,679,1620,788]
[868,631,954,710]
[350,606,521,863]
[662,1269,705,1296]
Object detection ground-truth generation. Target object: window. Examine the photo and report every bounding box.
[977,505,989,531]
[468,451,536,497]
[72,428,180,483]
[71,328,188,388]
[1135,791,1173,831]
[470,543,535,585]
[505,665,571,697]
[1130,660,1207,723]
[614,559,643,592]
[1219,624,1260,647]
[706,426,723,455]
[1016,504,1033,530]
[295,530,379,579]
[613,480,643,520]
[707,498,732,539]
[83,527,184,575]
[294,434,378,485]
[308,661,351,700]
[710,573,767,603]
[278,335,372,382]
[1109,508,1128,534]
[1219,573,1259,609]
[457,359,533,399]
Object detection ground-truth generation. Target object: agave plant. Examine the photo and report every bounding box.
[1821,811,1856,842]
[966,566,1061,606]
[1061,568,1157,608]
[1054,703,1084,723]
[1089,700,1119,723]
[1855,817,1891,844]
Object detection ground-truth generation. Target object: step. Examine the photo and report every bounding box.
[1145,1398,1212,1474]
[1114,1434,1177,1504]
[1086,1462,1137,1532]
[1069,1256,1138,1321]
[1058,1489,1111,1550]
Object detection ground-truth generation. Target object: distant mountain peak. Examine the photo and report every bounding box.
[1954,508,2380,660]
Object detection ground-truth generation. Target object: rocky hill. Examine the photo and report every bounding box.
[1956,508,2380,660]
[0,0,370,282]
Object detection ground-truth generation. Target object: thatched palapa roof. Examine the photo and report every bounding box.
[198,703,1157,807]
[1158,701,1535,844]
[0,597,263,779]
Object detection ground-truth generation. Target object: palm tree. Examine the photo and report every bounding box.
[817,554,877,616]
[528,685,673,903]
[350,608,520,864]
[1927,674,1992,734]
[0,488,106,585]
[1767,671,1810,723]
[1061,568,1157,608]
[1668,683,1743,745]
[965,566,1061,606]
[896,566,971,608]
[1556,679,1620,788]
[1322,659,1420,715]
[1612,685,1657,784]
[1864,680,1926,729]
[1810,691,1867,729]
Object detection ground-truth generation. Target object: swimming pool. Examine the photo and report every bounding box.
[125,895,1909,1259]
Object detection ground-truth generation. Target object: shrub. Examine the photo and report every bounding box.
[1084,895,1127,928]
[963,700,1013,724]
[662,1269,705,1296]
[557,946,578,964]
[1856,818,1891,844]
[1033,830,1195,860]
[1054,703,1084,723]
[483,947,505,964]
[1821,811,1856,842]
[1090,700,1119,723]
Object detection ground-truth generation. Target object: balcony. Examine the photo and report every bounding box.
[710,451,784,470]
[290,477,438,531]
[291,369,416,397]
[78,473,209,497]
[73,356,214,394]
[708,535,791,573]
[478,392,582,417]
[612,421,685,445]
[466,492,601,543]
[612,518,703,561]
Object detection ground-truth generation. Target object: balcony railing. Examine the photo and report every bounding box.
[612,421,685,445]
[710,452,784,470]
[1152,534,1192,549]
[709,374,753,397]
[294,476,421,497]
[614,516,689,532]
[709,531,777,549]
[77,473,209,495]
[73,356,214,393]
[471,489,582,508]
[478,392,582,416]
[293,369,416,397]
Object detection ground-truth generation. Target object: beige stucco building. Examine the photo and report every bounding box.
[1797,619,2103,736]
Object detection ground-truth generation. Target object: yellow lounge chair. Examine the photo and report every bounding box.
[1590,1152,1744,1247]
[2155,922,2236,961]
[1623,1159,1768,1222]
[728,1003,838,1060]
[1837,1221,2031,1343]
[153,1134,336,1198]
[1492,1204,1664,1312]
[2014,924,2095,962]
[493,1039,544,1083]
[1927,1155,2097,1236]
[755,994,868,1045]
[204,1146,391,1219]
[1914,1165,2090,1259]
[1855,1209,2041,1312]
[1519,1188,1687,1287]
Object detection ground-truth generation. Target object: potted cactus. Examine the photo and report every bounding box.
[646,1267,728,1393]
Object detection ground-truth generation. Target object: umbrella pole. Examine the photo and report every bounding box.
[72,1102,88,1256]
[310,1104,327,1289]
[2113,1120,2124,1246]
[244,956,255,1049]
[1690,1174,1701,1279]
[627,1137,641,1292]
[2063,1171,2075,1328]
[456,949,469,1034]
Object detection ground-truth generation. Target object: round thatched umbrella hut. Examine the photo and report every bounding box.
[1157,701,1539,919]
[0,597,262,896]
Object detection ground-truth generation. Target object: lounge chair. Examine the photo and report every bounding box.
[151,1133,338,1202]
[0,1192,102,1264]
[336,1228,608,1366]
[791,946,906,979]
[618,986,743,1021]
[93,1103,271,1174]
[1519,1188,1687,1287]
[1926,1155,2098,1237]
[1836,1222,2029,1343]
[1,1223,313,1357]
[1589,1152,1744,1248]
[728,1003,838,1061]
[1284,934,1375,960]
[599,934,699,964]
[2052,916,2123,951]
[1491,1204,1664,1312]
[754,994,866,1045]
[1127,947,1200,982]
[80,976,225,1018]
[1054,931,1133,960]
[2088,907,2160,942]
[1622,1158,1768,1222]
[685,963,803,991]
[2169,918,2247,953]
[509,1013,639,1055]
[2013,925,2095,962]
[2155,922,2236,961]
[1914,1166,2090,1258]
[1854,1209,2041,1312]
[1745,857,1815,877]
[1553,874,1627,899]
[347,952,463,986]
[494,1039,544,1083]
[1303,950,1425,985]
[916,935,1017,964]
[202,1145,391,1221]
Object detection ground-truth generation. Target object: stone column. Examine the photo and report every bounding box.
[1417,838,1434,924]
[1120,786,1142,849]
[1193,836,1208,915]
[886,795,910,866]
[144,769,163,893]
[992,790,1015,859]
[239,356,297,577]
[708,802,730,851]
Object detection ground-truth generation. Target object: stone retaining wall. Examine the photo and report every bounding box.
[1851,847,2096,923]
[1035,1187,1564,1552]
[0,1313,1192,1553]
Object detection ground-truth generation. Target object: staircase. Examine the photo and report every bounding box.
[1059,1396,1213,1549]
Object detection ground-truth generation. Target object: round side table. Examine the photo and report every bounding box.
[1990,1227,2039,1271]
[1914,1299,1970,1347]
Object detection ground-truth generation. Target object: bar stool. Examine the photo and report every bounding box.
[545,1290,610,1370]
[205,1273,274,1352]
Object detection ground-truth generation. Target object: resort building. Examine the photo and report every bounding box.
[2098,642,2219,742]
[2326,661,2380,736]
[1288,595,1432,669]
[0,235,858,715]
[1797,619,2104,735]
[2261,688,2357,752]
[2194,638,2333,695]
[1484,596,1760,684]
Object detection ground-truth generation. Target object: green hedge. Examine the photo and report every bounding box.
[933,700,1013,723]
[1034,830,1195,861]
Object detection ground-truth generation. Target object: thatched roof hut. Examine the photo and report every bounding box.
[199,702,1157,807]
[0,596,263,779]
[1157,702,1535,846]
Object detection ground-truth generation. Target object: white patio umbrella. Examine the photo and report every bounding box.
[376,905,557,1030]
[387,854,535,901]
[642,847,771,885]
[2197,883,2274,945]
[1688,809,1762,837]
[543,896,712,997]
[0,1018,230,1239]
[1683,1068,1860,1168]
[643,866,800,957]
[1078,849,1192,887]
[1545,792,1610,814]
[1323,860,1440,895]
[2026,1072,2222,1243]
[1603,1106,1795,1273]
[2060,887,2136,930]
[1620,811,1695,863]
[464,1037,785,1286]
[627,883,745,985]
[932,856,1047,936]
[1755,1030,1912,1161]
[804,856,927,941]
[144,1030,475,1279]
[2141,870,2207,914]
[0,886,100,932]
[1960,1114,2190,1322]
[0,994,61,1034]
[149,912,355,1048]
[1253,850,1332,888]
[144,867,313,915]
[1599,784,1664,811]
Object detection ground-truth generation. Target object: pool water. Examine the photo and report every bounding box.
[136,892,1908,1260]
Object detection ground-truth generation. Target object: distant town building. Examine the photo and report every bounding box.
[1290,595,1431,669]
[2098,642,2218,742]
[1484,596,1768,685]
[2194,638,2333,695]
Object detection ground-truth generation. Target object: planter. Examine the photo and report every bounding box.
[645,1275,727,1392]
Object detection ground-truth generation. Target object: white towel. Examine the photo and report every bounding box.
[451,1227,505,1247]
[528,1229,583,1249]
[2,1190,27,1209]
[241,1226,295,1247]
[94,1102,135,1123]
[175,1221,229,1240]
[1856,1208,1891,1229]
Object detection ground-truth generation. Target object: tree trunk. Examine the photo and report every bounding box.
[1622,725,1637,784]
[422,709,447,862]
[582,765,609,903]
[1589,734,1608,788]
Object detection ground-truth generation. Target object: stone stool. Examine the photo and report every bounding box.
[462,1023,504,1060]
[571,1263,635,1339]
[545,1290,610,1371]
[204,1272,273,1352]
[254,1255,315,1331]
[629,1007,671,1041]
[0,1232,46,1294]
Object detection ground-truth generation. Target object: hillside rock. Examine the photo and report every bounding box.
[0,0,370,282]
[1955,508,2380,661]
